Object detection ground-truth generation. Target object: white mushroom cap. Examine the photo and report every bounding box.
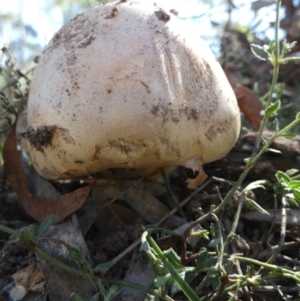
[23,0,240,180]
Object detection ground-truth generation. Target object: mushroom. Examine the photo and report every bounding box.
[22,0,240,188]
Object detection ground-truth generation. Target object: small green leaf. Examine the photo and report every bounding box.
[94,261,115,272]
[247,275,263,285]
[208,271,221,290]
[246,265,256,278]
[69,247,85,261]
[286,169,299,177]
[282,40,297,53]
[196,249,208,270]
[164,248,183,268]
[244,180,267,192]
[273,183,285,194]
[288,181,300,189]
[20,228,36,244]
[208,238,220,248]
[89,292,100,301]
[170,270,197,296]
[265,100,281,118]
[190,229,209,240]
[106,285,121,299]
[293,189,300,201]
[233,234,250,250]
[181,269,197,283]
[170,281,180,296]
[36,215,53,237]
[154,276,168,288]
[251,44,270,61]
[280,133,296,140]
[246,198,270,215]
[286,195,299,207]
[268,40,276,52]
[140,231,151,252]
[276,171,291,184]
[244,158,250,164]
[297,112,300,121]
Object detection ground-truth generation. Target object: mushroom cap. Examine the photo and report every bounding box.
[23,0,241,180]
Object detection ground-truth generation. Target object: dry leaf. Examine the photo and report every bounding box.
[225,68,262,131]
[12,264,45,293]
[37,217,96,301]
[3,125,93,223]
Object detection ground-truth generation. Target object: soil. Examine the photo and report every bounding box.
[1,133,300,301]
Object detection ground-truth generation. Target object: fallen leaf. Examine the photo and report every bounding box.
[225,68,262,131]
[3,125,93,223]
[12,264,45,293]
[37,217,96,301]
[120,256,154,301]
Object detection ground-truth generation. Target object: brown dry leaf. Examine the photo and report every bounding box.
[3,125,93,223]
[224,68,262,131]
[12,264,45,293]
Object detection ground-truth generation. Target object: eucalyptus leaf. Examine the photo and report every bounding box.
[36,215,54,237]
